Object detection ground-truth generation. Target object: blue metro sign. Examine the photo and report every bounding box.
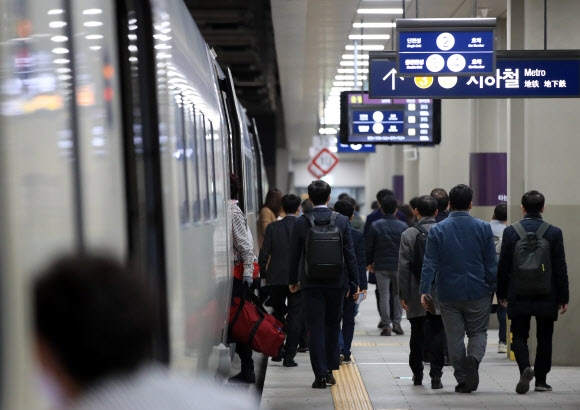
[369,51,580,99]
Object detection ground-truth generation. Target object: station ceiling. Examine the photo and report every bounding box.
[186,0,508,164]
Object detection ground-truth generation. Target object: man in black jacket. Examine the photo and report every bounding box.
[497,190,569,394]
[259,194,303,367]
[289,180,358,389]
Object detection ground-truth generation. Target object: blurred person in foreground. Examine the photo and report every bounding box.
[34,254,258,410]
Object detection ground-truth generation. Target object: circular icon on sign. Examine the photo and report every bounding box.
[350,144,362,150]
[414,76,434,89]
[372,111,384,122]
[447,54,466,72]
[436,32,455,51]
[437,76,458,89]
[372,123,384,134]
[426,54,445,73]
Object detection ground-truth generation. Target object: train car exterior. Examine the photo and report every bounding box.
[0,0,267,408]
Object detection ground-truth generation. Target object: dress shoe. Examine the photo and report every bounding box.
[326,371,337,385]
[412,373,423,386]
[454,383,472,393]
[516,367,534,394]
[377,321,385,329]
[283,359,298,367]
[312,377,327,389]
[464,356,479,392]
[431,376,443,389]
[297,346,309,353]
[534,382,552,392]
[392,323,404,335]
[271,356,282,362]
[380,327,392,336]
[228,368,256,384]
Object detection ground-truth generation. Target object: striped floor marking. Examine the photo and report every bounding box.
[331,355,373,410]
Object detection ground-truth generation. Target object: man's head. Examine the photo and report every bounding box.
[376,188,395,203]
[430,188,449,213]
[281,194,302,215]
[380,195,398,215]
[449,184,473,211]
[308,180,331,206]
[492,203,508,222]
[334,199,354,220]
[338,192,350,201]
[34,254,157,396]
[301,198,313,214]
[415,195,438,218]
[230,173,240,200]
[521,190,545,214]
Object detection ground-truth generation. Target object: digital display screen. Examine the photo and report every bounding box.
[340,91,441,145]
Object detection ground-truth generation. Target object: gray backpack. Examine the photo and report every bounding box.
[511,222,552,297]
[304,212,343,281]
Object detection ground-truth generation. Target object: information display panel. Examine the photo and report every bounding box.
[397,18,496,77]
[340,91,441,145]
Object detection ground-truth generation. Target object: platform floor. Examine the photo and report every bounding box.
[260,288,580,410]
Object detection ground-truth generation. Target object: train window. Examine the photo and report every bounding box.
[244,154,256,213]
[206,119,218,220]
[0,2,78,260]
[71,0,129,252]
[185,103,200,223]
[195,109,209,221]
[174,97,190,224]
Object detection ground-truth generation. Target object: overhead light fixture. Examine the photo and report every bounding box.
[340,60,369,67]
[353,22,396,28]
[337,68,369,74]
[349,34,390,40]
[345,44,384,51]
[342,54,369,60]
[335,75,368,81]
[357,8,403,14]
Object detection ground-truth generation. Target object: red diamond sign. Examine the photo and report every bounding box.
[311,147,339,176]
[307,160,325,179]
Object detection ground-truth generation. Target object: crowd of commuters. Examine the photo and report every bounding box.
[31,178,569,406]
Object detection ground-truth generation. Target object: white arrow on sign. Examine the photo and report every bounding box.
[382,68,397,90]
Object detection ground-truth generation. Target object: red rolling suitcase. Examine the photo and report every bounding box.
[228,286,285,358]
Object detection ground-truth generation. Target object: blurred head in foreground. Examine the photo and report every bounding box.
[34,254,156,399]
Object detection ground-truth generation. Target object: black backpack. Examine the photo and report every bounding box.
[411,223,428,282]
[304,212,343,281]
[511,221,552,297]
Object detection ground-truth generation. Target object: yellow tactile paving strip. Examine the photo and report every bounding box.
[331,356,373,410]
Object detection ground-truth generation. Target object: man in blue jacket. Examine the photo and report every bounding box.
[497,190,569,394]
[289,180,358,389]
[366,195,408,336]
[420,184,497,394]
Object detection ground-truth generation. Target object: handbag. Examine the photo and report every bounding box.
[233,260,260,280]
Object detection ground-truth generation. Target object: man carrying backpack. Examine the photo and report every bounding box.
[497,190,569,395]
[289,180,358,389]
[398,195,444,389]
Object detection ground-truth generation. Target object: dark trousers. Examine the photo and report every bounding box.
[511,315,554,383]
[236,341,253,370]
[303,287,346,378]
[269,285,303,360]
[339,295,356,358]
[409,314,445,378]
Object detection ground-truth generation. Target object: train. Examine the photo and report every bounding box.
[0,0,267,407]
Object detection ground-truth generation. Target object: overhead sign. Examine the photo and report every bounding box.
[311,147,339,175]
[369,51,580,99]
[397,18,496,77]
[337,143,376,153]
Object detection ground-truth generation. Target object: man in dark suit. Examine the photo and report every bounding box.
[497,190,569,394]
[289,180,358,389]
[259,194,303,367]
[334,200,368,364]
